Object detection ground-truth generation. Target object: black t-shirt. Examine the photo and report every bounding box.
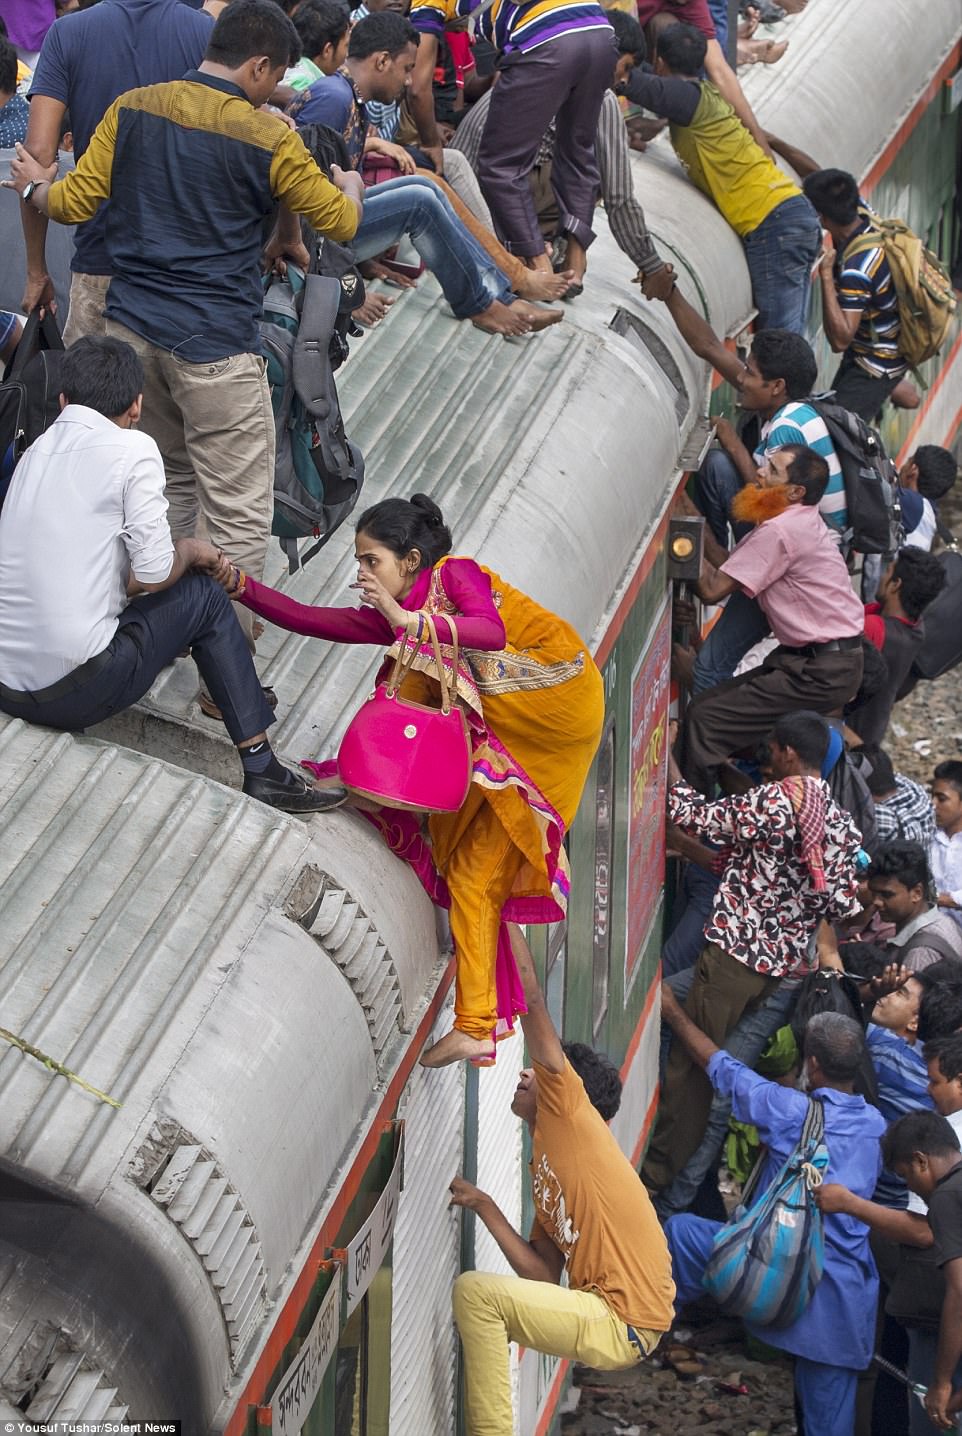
[886,1162,962,1330]
[928,1162,962,1265]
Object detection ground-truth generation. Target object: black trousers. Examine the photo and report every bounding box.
[0,573,274,746]
[831,351,903,424]
[684,643,864,794]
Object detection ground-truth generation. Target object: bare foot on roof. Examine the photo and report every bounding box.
[516,267,574,301]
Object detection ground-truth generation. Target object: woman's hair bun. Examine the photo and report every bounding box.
[410,492,444,530]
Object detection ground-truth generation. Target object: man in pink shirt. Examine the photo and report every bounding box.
[684,444,864,792]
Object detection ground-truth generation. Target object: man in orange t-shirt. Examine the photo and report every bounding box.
[449,925,675,1435]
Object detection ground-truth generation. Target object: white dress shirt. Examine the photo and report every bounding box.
[929,828,962,932]
[0,404,174,690]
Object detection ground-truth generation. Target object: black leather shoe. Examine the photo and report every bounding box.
[243,770,348,815]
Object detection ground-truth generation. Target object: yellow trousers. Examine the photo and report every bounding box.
[452,1271,657,1436]
[431,787,525,1042]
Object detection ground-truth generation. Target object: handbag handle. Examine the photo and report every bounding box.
[425,614,459,715]
[384,611,460,714]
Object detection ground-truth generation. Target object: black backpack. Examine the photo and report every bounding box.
[0,309,65,509]
[809,394,902,555]
[296,121,367,370]
[899,520,962,691]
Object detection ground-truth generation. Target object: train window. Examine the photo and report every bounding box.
[609,308,689,423]
[591,724,615,1035]
[333,1267,392,1436]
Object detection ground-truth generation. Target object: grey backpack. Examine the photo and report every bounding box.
[260,264,365,573]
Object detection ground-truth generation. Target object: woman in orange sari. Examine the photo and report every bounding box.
[228,493,605,1066]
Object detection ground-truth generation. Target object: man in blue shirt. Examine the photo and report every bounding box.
[290,12,564,336]
[21,0,214,339]
[661,986,886,1436]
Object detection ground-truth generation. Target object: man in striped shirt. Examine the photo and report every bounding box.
[789,162,907,422]
[408,0,616,289]
[448,10,674,294]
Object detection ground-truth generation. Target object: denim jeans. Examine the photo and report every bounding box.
[662,862,720,979]
[0,573,274,747]
[693,590,772,693]
[655,970,801,1218]
[705,0,729,53]
[353,176,512,319]
[694,448,751,549]
[743,193,822,334]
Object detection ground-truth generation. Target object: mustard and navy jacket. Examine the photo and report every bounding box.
[47,71,359,363]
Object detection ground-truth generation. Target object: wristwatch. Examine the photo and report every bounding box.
[21,180,39,206]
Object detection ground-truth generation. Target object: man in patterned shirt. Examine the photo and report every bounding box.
[643,710,861,1195]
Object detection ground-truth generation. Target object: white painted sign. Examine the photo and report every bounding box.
[346,1132,404,1314]
[270,1268,342,1435]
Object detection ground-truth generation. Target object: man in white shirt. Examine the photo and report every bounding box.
[931,763,962,933]
[0,335,343,815]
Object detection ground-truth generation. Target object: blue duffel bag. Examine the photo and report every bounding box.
[703,1096,828,1329]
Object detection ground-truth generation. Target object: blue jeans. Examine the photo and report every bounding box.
[353,176,512,319]
[706,0,729,54]
[666,1213,858,1436]
[743,193,822,334]
[693,590,771,693]
[694,448,751,549]
[662,863,720,979]
[655,972,800,1217]
[692,450,771,692]
[0,573,274,746]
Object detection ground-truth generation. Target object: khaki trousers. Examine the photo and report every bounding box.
[453,1270,657,1436]
[62,271,111,346]
[642,942,781,1194]
[104,319,275,650]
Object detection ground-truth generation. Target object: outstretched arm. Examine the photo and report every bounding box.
[660,981,719,1069]
[814,1184,933,1247]
[767,133,821,179]
[703,41,772,157]
[665,288,747,388]
[509,924,565,1074]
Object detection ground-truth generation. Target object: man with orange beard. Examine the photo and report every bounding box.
[682,444,864,794]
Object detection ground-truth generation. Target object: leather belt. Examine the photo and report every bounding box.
[777,635,862,658]
[626,1324,649,1359]
[0,644,114,706]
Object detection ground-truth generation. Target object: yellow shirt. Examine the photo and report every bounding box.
[529,1059,675,1332]
[670,80,800,237]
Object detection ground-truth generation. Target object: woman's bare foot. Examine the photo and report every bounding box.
[516,267,575,301]
[525,252,554,275]
[420,1029,496,1067]
[312,773,380,812]
[471,299,563,336]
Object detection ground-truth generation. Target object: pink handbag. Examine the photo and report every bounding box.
[337,614,473,813]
